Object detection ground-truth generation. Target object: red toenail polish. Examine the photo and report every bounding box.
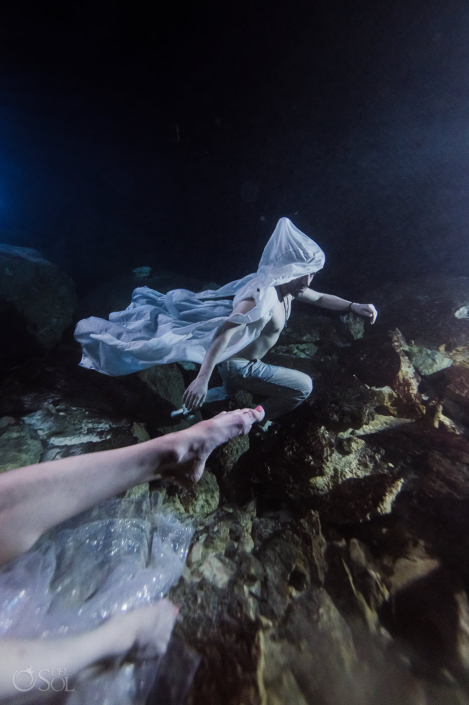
[256,406,264,412]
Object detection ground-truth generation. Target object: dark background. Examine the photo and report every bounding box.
[1,0,468,299]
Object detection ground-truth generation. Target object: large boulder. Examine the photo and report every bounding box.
[0,345,198,438]
[444,365,469,409]
[0,403,149,469]
[344,329,425,418]
[0,245,76,365]
[138,363,202,432]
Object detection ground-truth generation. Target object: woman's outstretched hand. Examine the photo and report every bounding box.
[183,377,209,411]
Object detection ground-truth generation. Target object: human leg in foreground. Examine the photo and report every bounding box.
[0,406,264,566]
[0,407,263,702]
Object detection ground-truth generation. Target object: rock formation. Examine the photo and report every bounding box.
[1,268,469,704]
[0,245,76,365]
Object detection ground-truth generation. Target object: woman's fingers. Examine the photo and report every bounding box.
[190,394,205,410]
[183,387,207,412]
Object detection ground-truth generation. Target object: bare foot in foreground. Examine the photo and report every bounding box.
[157,406,265,488]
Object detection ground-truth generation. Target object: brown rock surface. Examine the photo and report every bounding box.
[344,329,424,417]
[444,365,469,408]
[314,474,404,524]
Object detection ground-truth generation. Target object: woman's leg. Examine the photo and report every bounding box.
[0,407,264,566]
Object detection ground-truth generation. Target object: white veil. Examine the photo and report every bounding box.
[75,217,325,376]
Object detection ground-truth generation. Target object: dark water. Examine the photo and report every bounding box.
[1,0,469,299]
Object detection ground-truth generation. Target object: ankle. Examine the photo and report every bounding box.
[145,435,182,478]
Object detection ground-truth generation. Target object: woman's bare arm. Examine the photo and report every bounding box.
[0,601,178,701]
[183,297,256,410]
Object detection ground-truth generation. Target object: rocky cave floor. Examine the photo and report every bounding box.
[2,261,469,704]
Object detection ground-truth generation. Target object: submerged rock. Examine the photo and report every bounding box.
[306,371,377,430]
[2,273,469,703]
[0,423,43,472]
[380,567,469,684]
[406,344,453,376]
[314,474,404,524]
[0,244,76,365]
[0,403,149,467]
[344,329,425,417]
[138,363,202,432]
[0,346,198,437]
[159,470,220,518]
[444,365,469,409]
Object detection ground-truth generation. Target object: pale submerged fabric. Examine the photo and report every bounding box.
[75,217,325,376]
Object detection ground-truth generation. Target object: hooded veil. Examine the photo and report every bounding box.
[75,218,325,376]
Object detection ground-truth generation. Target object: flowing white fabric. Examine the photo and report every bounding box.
[75,217,325,376]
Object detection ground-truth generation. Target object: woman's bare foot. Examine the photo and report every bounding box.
[155,406,264,489]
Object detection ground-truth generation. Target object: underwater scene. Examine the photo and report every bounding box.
[1,0,469,703]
